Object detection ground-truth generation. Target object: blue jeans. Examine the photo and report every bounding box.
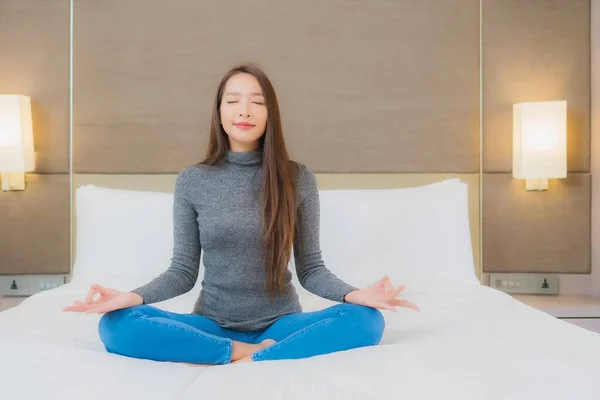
[98,303,384,364]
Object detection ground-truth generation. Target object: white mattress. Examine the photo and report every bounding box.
[1,280,600,400]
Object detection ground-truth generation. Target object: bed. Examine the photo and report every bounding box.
[1,178,599,399]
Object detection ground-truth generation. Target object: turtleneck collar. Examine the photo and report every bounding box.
[226,146,263,166]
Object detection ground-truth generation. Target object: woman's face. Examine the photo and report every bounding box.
[220,73,268,152]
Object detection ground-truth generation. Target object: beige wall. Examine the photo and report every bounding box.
[0,0,70,275]
[481,0,591,275]
[0,1,594,293]
[592,0,600,296]
[72,0,480,174]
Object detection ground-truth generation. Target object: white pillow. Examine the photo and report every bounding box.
[288,178,476,292]
[310,180,477,289]
[71,185,193,287]
[71,179,474,294]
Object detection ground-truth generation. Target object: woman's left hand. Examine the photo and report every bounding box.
[343,275,420,313]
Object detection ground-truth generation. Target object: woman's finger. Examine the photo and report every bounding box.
[385,304,397,312]
[374,302,396,312]
[390,299,420,311]
[74,300,92,309]
[383,279,394,294]
[85,300,119,314]
[62,300,93,312]
[376,276,388,287]
[84,287,99,304]
[91,284,109,293]
[391,285,406,297]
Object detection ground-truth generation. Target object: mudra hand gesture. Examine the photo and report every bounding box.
[344,276,420,312]
[62,284,143,314]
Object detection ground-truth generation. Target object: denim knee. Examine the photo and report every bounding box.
[98,307,138,351]
[338,303,385,345]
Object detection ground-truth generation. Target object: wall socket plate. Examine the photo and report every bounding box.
[489,273,559,295]
[0,275,68,296]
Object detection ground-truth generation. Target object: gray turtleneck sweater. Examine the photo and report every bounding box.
[130,148,357,331]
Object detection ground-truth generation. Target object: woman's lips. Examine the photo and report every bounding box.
[234,122,255,130]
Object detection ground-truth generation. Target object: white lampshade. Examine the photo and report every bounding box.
[0,95,35,173]
[513,100,567,184]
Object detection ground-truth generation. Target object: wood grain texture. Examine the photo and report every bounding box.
[0,0,70,173]
[0,174,70,274]
[483,0,591,172]
[73,0,480,173]
[483,173,590,273]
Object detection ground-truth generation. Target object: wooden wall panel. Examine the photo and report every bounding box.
[0,174,70,274]
[0,0,70,173]
[483,173,590,274]
[73,0,480,173]
[483,0,590,173]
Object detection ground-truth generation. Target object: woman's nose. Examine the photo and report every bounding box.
[238,101,252,117]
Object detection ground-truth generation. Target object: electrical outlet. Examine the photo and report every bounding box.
[489,273,559,295]
[0,275,67,296]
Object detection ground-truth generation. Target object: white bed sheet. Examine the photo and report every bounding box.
[0,281,207,399]
[1,280,600,400]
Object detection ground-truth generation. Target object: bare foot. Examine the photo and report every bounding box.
[259,338,276,349]
[232,354,253,363]
[231,339,276,364]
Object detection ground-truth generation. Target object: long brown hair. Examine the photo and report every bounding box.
[199,64,298,298]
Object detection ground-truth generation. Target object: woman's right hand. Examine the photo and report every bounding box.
[61,284,144,314]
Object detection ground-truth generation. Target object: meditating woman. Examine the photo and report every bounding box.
[62,64,419,364]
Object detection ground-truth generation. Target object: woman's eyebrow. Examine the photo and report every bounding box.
[224,92,264,96]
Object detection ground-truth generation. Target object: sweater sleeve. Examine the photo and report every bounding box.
[130,169,201,304]
[293,165,358,302]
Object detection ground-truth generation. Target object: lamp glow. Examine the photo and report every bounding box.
[513,100,567,191]
[0,95,35,191]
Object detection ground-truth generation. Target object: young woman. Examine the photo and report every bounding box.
[62,64,419,364]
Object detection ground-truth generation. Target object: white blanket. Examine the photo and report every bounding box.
[1,281,599,400]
